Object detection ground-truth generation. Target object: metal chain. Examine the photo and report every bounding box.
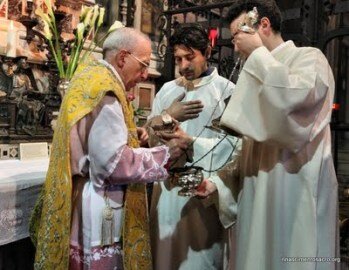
[190,135,239,173]
[169,58,242,170]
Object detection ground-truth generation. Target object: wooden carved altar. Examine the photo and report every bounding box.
[0,0,95,143]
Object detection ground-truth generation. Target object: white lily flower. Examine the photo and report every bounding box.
[83,8,93,27]
[44,0,55,19]
[43,21,52,40]
[35,8,51,27]
[97,7,105,28]
[76,23,85,42]
[34,1,116,80]
[90,5,99,28]
[43,0,52,11]
[107,20,124,34]
[80,5,91,22]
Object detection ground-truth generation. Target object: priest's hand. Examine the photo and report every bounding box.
[194,179,217,198]
[166,136,191,161]
[164,125,192,157]
[166,93,204,122]
[137,127,149,147]
[162,126,194,165]
[160,125,192,143]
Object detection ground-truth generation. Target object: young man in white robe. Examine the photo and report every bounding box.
[198,1,339,270]
[149,24,240,270]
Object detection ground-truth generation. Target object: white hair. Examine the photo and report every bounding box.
[103,27,151,58]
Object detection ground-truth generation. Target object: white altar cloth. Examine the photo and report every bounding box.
[0,159,49,245]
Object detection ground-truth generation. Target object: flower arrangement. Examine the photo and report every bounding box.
[35,0,123,80]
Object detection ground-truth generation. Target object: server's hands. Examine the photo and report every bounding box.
[166,93,204,122]
[194,179,217,198]
[137,127,149,146]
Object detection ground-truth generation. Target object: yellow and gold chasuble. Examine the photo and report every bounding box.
[30,60,152,270]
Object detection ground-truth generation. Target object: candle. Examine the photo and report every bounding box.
[6,20,16,58]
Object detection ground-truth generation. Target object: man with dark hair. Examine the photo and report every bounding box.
[216,0,338,269]
[149,24,239,269]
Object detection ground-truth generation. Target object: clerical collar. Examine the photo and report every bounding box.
[198,67,214,78]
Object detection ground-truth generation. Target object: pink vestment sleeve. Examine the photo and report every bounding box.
[107,145,170,185]
[87,95,170,187]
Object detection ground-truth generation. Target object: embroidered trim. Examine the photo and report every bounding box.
[70,244,122,266]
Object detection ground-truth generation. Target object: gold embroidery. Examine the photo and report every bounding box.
[30,60,152,270]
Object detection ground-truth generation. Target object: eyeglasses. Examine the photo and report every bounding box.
[127,51,150,72]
